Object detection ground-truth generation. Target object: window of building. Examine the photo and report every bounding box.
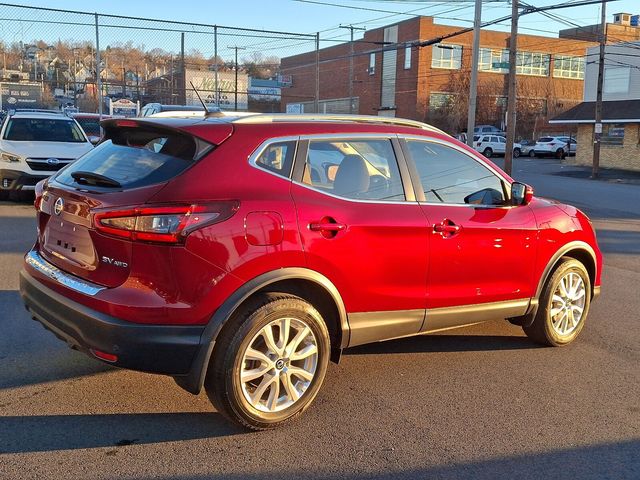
[405,140,506,205]
[369,53,376,75]
[302,138,405,202]
[404,46,412,70]
[429,93,455,112]
[553,55,585,79]
[431,44,462,69]
[516,51,550,76]
[478,48,509,74]
[601,123,625,146]
[604,66,631,94]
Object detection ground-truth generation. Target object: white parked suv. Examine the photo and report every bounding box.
[474,134,521,158]
[529,136,569,158]
[0,110,93,200]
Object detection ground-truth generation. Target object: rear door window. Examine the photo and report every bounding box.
[301,138,405,202]
[55,126,209,190]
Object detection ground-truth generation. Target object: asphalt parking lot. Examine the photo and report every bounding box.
[0,158,638,480]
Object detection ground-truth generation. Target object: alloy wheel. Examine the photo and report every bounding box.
[240,317,318,413]
[550,272,586,336]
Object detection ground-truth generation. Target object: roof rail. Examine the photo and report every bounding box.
[8,108,65,116]
[231,113,446,134]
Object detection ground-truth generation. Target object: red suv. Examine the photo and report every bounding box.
[20,114,602,430]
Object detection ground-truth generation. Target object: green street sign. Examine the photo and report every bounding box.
[492,62,509,69]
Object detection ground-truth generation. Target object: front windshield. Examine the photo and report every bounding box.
[3,118,86,143]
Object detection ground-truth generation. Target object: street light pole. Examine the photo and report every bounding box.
[229,46,246,111]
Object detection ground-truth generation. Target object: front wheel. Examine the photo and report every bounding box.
[523,258,591,346]
[205,293,330,430]
[529,150,536,158]
[483,148,493,158]
[513,148,521,158]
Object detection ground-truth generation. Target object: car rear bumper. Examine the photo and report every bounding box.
[0,169,48,191]
[20,269,205,375]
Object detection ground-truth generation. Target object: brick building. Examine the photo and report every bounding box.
[550,42,640,172]
[559,12,640,43]
[281,16,596,137]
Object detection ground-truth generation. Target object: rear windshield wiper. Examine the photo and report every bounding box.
[71,171,122,188]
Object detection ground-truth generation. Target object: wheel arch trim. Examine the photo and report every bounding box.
[174,267,348,395]
[535,240,597,300]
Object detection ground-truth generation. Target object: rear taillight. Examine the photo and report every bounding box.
[93,201,239,244]
[34,180,46,211]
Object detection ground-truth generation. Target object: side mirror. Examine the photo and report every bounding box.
[511,182,534,206]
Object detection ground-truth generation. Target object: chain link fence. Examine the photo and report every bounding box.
[0,3,320,115]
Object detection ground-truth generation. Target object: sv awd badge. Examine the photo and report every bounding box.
[101,256,128,268]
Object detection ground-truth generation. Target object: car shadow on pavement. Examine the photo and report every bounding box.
[113,439,640,480]
[0,412,242,454]
[346,331,539,356]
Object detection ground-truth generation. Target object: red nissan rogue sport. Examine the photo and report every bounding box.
[20,114,602,430]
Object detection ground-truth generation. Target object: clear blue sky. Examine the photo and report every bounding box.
[3,1,638,61]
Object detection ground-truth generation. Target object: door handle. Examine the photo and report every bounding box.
[309,222,346,232]
[308,216,346,238]
[433,219,461,237]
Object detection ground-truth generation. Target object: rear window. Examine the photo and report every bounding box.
[55,127,208,190]
[4,118,86,142]
[538,137,554,143]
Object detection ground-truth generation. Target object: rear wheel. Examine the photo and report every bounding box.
[523,258,591,346]
[205,293,330,430]
[513,148,521,158]
[529,150,536,158]
[483,148,493,158]
[556,148,566,159]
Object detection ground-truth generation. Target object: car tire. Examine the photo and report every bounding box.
[205,293,330,431]
[556,148,566,159]
[529,150,536,158]
[523,257,591,347]
[483,148,493,158]
[513,148,521,158]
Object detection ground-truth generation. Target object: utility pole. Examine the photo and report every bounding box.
[466,0,483,147]
[592,0,607,179]
[504,0,519,176]
[228,46,246,111]
[72,48,78,108]
[214,26,218,107]
[314,32,320,113]
[170,54,174,104]
[339,24,366,114]
[95,13,103,117]
[180,32,185,104]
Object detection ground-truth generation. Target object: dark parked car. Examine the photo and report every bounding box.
[70,112,111,144]
[20,114,602,430]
